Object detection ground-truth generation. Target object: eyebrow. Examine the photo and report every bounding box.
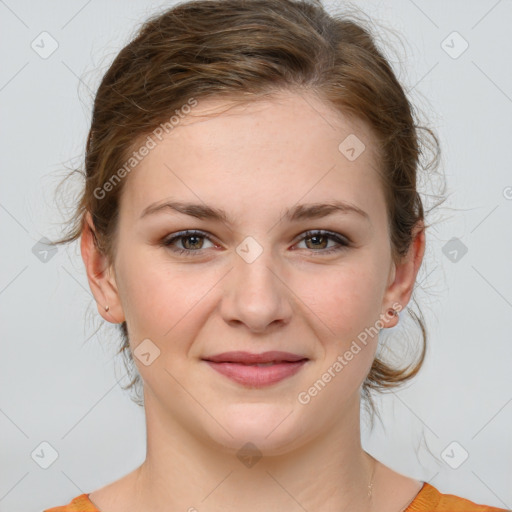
[140,200,370,224]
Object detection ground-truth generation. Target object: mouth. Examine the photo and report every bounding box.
[202,351,309,387]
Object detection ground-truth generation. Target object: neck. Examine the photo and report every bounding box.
[128,391,376,512]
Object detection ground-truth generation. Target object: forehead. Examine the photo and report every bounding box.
[118,90,384,223]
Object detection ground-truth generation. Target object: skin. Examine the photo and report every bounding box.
[81,90,426,512]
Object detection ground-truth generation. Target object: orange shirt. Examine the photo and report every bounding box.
[43,482,509,511]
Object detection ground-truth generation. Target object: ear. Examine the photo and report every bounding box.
[381,220,426,328]
[80,211,125,324]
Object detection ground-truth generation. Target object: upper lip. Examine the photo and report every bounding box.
[202,351,308,364]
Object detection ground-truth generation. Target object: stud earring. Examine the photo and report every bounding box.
[104,305,110,312]
[387,307,399,318]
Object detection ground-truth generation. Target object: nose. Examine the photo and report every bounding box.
[219,243,293,334]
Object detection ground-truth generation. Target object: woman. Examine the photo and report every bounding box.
[44,0,507,510]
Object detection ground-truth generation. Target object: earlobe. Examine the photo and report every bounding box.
[80,212,125,324]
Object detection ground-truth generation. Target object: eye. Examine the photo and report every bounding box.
[161,230,217,256]
[161,229,350,257]
[294,230,350,255]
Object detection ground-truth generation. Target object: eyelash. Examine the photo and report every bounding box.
[161,229,350,257]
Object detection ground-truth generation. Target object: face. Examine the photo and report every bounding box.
[83,90,423,455]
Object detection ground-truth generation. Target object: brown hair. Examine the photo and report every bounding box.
[51,0,443,427]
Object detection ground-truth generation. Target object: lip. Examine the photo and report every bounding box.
[202,351,309,387]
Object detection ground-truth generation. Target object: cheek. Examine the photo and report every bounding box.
[297,266,384,409]
[114,249,180,336]
[301,261,384,341]
[116,251,219,351]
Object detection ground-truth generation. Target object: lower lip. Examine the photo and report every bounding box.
[204,360,308,387]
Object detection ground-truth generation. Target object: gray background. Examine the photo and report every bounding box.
[1,0,511,511]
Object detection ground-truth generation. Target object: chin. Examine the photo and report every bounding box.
[205,401,306,457]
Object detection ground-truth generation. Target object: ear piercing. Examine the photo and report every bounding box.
[103,303,400,319]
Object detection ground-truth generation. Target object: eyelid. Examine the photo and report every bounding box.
[294,229,351,246]
[162,229,219,250]
[161,228,351,256]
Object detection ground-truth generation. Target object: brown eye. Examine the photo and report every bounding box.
[180,234,204,250]
[304,233,329,250]
[296,230,350,255]
[162,230,215,256]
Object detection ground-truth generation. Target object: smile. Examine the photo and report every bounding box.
[202,351,309,387]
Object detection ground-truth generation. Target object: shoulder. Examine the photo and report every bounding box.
[406,482,510,512]
[43,494,99,512]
